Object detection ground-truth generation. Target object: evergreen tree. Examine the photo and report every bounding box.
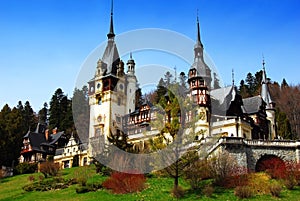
[155,78,167,104]
[49,88,74,132]
[164,71,173,86]
[179,72,187,89]
[0,104,24,167]
[23,101,36,131]
[38,102,48,125]
[276,109,293,139]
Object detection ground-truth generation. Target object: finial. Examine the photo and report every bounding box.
[130,52,132,59]
[174,66,177,82]
[232,69,235,86]
[196,10,200,43]
[111,0,113,15]
[107,0,115,39]
[262,54,265,70]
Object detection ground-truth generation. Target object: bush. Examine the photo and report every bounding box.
[203,185,214,197]
[73,166,93,186]
[284,178,297,190]
[93,160,112,176]
[247,172,271,195]
[75,183,102,194]
[23,178,69,192]
[183,160,210,190]
[269,182,282,197]
[28,175,35,182]
[102,171,146,194]
[234,186,254,199]
[256,157,286,179]
[171,185,185,199]
[208,151,239,186]
[14,162,37,175]
[39,161,60,178]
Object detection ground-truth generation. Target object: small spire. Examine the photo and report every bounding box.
[262,54,265,71]
[107,0,115,39]
[130,52,132,59]
[232,69,235,86]
[196,10,202,47]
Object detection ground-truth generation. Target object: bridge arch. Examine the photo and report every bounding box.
[255,154,286,175]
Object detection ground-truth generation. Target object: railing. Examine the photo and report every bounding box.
[244,139,299,147]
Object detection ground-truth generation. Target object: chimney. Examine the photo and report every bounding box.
[52,127,57,135]
[45,129,49,141]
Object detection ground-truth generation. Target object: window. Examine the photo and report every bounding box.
[98,96,102,105]
[118,98,121,106]
[73,148,75,152]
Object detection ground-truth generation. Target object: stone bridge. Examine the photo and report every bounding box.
[208,137,300,171]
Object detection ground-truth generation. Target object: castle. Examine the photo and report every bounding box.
[87,3,278,160]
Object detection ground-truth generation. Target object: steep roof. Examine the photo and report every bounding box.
[100,0,120,76]
[261,65,274,109]
[242,96,264,114]
[210,86,237,115]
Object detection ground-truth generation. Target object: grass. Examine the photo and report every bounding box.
[1,166,300,201]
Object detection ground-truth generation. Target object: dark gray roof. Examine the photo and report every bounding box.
[55,148,64,156]
[102,41,120,75]
[242,96,263,114]
[210,86,237,115]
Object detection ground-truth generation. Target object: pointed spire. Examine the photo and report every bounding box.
[130,52,132,60]
[196,10,203,48]
[107,0,115,39]
[232,69,235,86]
[261,58,274,109]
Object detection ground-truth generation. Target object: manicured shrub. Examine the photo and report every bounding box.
[234,186,254,199]
[39,161,60,178]
[102,171,146,194]
[269,182,282,197]
[14,162,37,175]
[202,185,214,197]
[171,185,185,199]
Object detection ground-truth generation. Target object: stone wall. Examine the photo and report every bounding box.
[211,137,300,171]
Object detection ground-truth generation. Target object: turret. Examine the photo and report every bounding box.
[127,52,135,75]
[261,59,277,139]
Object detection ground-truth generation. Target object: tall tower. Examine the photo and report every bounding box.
[87,2,139,157]
[261,59,277,139]
[126,53,137,114]
[188,15,211,139]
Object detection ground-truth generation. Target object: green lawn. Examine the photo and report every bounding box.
[1,166,300,201]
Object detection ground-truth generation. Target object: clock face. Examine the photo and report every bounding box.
[119,84,124,90]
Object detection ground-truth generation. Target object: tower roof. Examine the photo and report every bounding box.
[101,0,120,76]
[189,14,211,86]
[107,0,115,39]
[261,59,274,109]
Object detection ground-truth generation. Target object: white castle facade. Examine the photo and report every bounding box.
[87,6,277,157]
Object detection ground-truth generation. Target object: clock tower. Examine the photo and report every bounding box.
[188,16,211,139]
[88,3,138,156]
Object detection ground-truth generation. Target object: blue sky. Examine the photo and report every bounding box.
[0,0,299,111]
